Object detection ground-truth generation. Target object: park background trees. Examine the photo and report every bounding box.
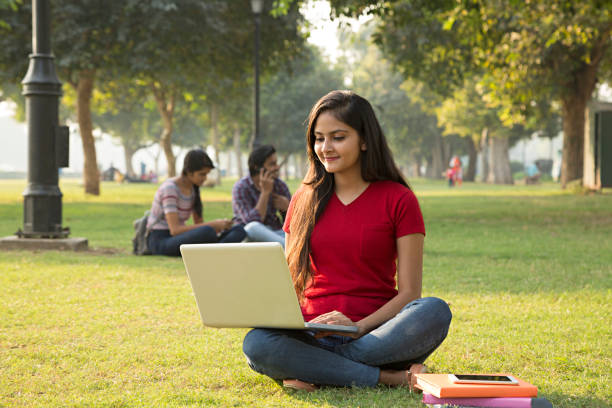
[326,0,612,187]
[0,0,307,193]
[1,0,610,190]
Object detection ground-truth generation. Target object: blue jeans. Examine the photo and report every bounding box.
[148,225,246,256]
[244,221,285,248]
[242,297,451,387]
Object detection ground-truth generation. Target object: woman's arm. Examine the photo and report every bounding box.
[165,212,231,236]
[165,212,200,236]
[357,233,423,332]
[310,233,424,337]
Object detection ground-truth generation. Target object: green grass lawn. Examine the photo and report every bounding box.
[1,179,611,407]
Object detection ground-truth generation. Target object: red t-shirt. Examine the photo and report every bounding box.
[283,180,425,322]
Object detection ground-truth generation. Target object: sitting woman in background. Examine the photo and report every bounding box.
[242,90,452,391]
[147,149,246,256]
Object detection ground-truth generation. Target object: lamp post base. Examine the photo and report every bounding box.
[0,235,88,251]
[22,185,65,238]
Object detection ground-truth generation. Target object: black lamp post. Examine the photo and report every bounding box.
[251,0,263,148]
[20,0,69,238]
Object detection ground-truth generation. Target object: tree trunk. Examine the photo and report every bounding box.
[408,159,418,178]
[465,136,477,182]
[75,70,100,195]
[210,104,221,185]
[487,136,514,184]
[560,95,588,187]
[123,142,138,179]
[431,133,445,179]
[424,156,433,178]
[152,83,176,177]
[559,29,608,188]
[233,125,243,178]
[479,128,489,182]
[408,152,421,178]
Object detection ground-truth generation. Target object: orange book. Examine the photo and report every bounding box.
[413,374,538,398]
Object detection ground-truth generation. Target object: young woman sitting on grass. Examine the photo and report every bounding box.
[146,149,246,256]
[242,90,452,391]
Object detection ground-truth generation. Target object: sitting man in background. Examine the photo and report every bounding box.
[232,145,291,247]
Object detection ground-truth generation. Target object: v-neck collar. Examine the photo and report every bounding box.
[333,182,372,207]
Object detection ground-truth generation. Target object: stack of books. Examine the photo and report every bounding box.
[414,374,552,408]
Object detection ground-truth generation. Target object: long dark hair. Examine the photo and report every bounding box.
[181,149,215,218]
[287,90,409,298]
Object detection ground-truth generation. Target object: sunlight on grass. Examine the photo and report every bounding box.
[0,179,232,205]
[0,177,585,206]
[410,179,573,197]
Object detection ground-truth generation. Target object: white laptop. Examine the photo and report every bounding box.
[180,242,358,334]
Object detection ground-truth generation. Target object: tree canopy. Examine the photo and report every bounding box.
[260,45,345,157]
[325,0,612,187]
[3,0,607,188]
[0,0,307,190]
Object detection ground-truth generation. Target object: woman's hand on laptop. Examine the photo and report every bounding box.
[309,311,363,339]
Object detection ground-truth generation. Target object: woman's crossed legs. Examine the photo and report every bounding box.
[242,297,452,387]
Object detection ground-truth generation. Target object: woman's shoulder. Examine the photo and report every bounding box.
[157,178,180,193]
[158,178,176,187]
[371,180,414,196]
[370,181,420,209]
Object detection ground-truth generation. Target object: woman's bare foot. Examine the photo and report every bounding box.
[408,363,427,392]
[283,379,318,392]
[378,363,427,391]
[378,369,410,386]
